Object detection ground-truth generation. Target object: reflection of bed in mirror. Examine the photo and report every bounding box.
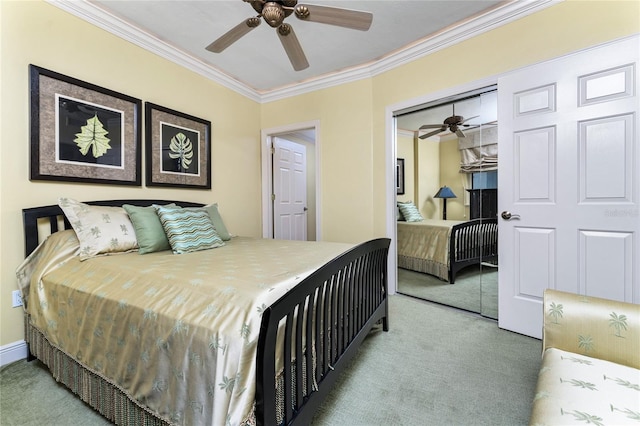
[397,218,497,284]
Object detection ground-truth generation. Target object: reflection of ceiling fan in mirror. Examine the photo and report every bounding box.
[205,1,373,71]
[418,105,479,139]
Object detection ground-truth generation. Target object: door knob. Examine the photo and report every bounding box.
[501,211,521,220]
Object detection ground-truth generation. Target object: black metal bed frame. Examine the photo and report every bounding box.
[22,200,390,426]
[448,217,498,283]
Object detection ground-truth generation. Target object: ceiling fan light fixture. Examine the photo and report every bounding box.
[262,2,285,27]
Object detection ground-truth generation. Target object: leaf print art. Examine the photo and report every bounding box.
[75,114,111,158]
[169,132,193,171]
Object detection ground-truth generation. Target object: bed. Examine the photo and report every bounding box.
[397,218,497,284]
[17,199,390,426]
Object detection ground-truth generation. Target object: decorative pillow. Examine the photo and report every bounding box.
[201,203,231,241]
[397,206,405,221]
[397,201,423,222]
[155,205,225,254]
[123,203,175,254]
[59,198,138,260]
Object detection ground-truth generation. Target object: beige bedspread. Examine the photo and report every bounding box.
[16,230,353,426]
[396,219,463,281]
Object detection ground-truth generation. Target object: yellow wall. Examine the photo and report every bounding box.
[439,137,467,221]
[260,80,375,243]
[416,138,440,220]
[1,0,638,348]
[0,1,261,346]
[396,132,414,204]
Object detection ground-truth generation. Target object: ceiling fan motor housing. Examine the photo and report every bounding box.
[257,1,297,28]
[444,115,464,126]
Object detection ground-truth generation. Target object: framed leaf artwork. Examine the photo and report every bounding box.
[145,102,211,189]
[29,65,142,185]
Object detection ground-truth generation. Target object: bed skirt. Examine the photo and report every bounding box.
[25,314,306,426]
[398,255,448,281]
[25,316,172,425]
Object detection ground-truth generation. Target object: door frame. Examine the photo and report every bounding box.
[261,120,321,240]
[385,76,498,295]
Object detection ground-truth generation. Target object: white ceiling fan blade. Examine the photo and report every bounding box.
[419,129,444,139]
[206,18,260,53]
[455,128,466,138]
[277,24,309,71]
[294,4,373,31]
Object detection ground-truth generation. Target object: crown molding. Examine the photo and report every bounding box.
[397,129,416,139]
[368,0,560,78]
[47,0,560,104]
[46,0,262,103]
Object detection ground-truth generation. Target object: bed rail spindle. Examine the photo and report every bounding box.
[329,272,339,364]
[294,300,305,413]
[283,313,294,423]
[304,292,314,404]
[336,267,345,356]
[314,284,324,386]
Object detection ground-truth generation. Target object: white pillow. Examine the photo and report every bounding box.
[59,198,138,260]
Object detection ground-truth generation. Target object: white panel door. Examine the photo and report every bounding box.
[273,137,307,241]
[498,36,639,338]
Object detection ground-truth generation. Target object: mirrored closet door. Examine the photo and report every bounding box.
[395,87,498,319]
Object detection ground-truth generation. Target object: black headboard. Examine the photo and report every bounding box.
[22,200,204,257]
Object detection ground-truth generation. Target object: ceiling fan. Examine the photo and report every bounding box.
[205,1,373,71]
[418,105,479,139]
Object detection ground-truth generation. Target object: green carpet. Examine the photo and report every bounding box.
[0,295,541,425]
[398,265,499,319]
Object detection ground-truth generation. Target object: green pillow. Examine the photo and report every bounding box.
[202,203,231,241]
[123,203,175,254]
[155,205,225,254]
[397,201,424,222]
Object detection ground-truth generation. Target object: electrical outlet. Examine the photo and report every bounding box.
[12,290,23,308]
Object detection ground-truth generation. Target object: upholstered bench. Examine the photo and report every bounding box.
[529,289,640,425]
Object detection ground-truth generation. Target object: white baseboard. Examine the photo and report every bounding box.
[0,340,28,367]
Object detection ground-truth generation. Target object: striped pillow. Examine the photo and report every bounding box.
[154,205,224,254]
[397,201,424,222]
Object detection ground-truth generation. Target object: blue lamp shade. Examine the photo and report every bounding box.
[434,186,456,220]
[434,186,457,199]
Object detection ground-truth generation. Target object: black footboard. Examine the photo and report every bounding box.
[256,238,391,426]
[448,218,497,284]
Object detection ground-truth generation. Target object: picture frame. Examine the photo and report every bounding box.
[396,158,405,195]
[29,64,142,186]
[145,102,211,189]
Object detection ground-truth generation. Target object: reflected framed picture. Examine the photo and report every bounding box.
[29,65,142,185]
[145,102,211,189]
[396,158,405,195]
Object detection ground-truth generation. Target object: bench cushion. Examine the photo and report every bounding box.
[530,347,640,425]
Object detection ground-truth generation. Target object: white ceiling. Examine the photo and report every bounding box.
[55,0,555,103]
[89,0,502,90]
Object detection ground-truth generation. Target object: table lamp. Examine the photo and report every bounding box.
[434,186,456,220]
